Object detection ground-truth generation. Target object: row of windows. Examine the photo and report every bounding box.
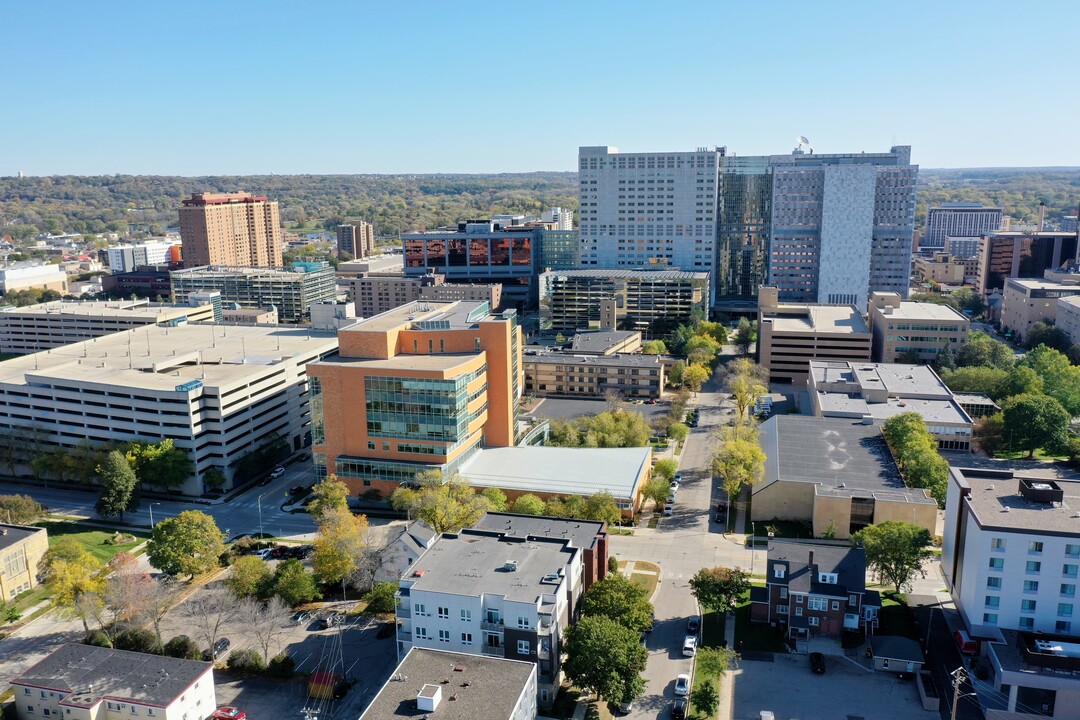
[987,556,1079,576]
[990,538,1080,556]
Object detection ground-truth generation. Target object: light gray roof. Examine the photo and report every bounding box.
[871,636,925,663]
[360,648,534,719]
[951,468,1080,536]
[11,644,211,708]
[471,512,605,550]
[403,530,576,602]
[569,330,639,354]
[757,416,933,503]
[523,351,662,368]
[0,523,45,553]
[460,446,650,501]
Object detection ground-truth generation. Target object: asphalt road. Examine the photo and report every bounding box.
[911,596,984,720]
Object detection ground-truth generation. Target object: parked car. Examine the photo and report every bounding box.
[292,610,312,625]
[289,485,306,496]
[669,479,680,490]
[640,631,648,648]
[663,505,673,516]
[682,635,698,657]
[202,637,230,660]
[809,652,826,674]
[645,398,658,404]
[254,548,273,559]
[673,472,683,483]
[616,698,634,714]
[953,629,979,656]
[211,708,247,720]
[674,674,690,696]
[210,708,246,720]
[671,698,687,719]
[270,466,286,479]
[667,493,677,504]
[270,545,288,559]
[687,616,700,634]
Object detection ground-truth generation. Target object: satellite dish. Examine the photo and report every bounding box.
[798,136,810,146]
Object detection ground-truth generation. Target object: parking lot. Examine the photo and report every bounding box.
[732,652,936,720]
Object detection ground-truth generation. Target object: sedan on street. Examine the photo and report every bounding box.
[674,674,690,696]
[809,651,827,674]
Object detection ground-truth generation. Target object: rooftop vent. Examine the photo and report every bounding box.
[417,684,442,712]
[1019,478,1065,505]
[503,560,519,572]
[413,569,426,577]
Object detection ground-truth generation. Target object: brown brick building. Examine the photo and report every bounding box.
[179,192,282,268]
[337,221,375,259]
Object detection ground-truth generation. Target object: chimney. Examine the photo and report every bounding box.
[808,550,814,570]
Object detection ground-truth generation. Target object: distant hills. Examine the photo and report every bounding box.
[0,167,1076,240]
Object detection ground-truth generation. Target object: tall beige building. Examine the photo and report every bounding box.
[179,192,282,268]
[337,220,375,258]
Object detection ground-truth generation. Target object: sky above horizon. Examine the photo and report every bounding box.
[4,0,1079,176]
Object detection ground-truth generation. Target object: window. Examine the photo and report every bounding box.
[985,596,1000,609]
[1026,561,1041,574]
[795,607,803,616]
[779,588,788,600]
[989,557,1004,570]
[1059,603,1074,617]
[517,616,529,629]
[983,613,998,625]
[1021,600,1037,613]
[438,629,450,643]
[774,566,785,579]
[1067,544,1080,558]
[1057,621,1073,634]
[148,712,155,717]
[808,597,827,611]
[414,603,426,616]
[1029,541,1044,554]
[1065,564,1079,578]
[849,594,858,606]
[795,595,803,604]
[437,607,448,619]
[517,640,530,655]
[832,601,840,611]
[987,577,1002,589]
[1024,580,1040,593]
[460,609,472,622]
[131,707,138,715]
[1062,584,1077,597]
[1019,617,1035,630]
[415,627,428,639]
[461,632,473,645]
[808,617,820,627]
[818,573,837,584]
[777,605,789,615]
[990,538,1006,551]
[25,707,32,714]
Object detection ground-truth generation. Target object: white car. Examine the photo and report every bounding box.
[270,466,285,479]
[674,674,690,696]
[682,635,698,657]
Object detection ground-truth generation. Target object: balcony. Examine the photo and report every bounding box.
[481,620,504,632]
[397,606,411,618]
[397,629,412,642]
[481,645,504,657]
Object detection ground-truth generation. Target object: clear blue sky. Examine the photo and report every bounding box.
[5,0,1078,175]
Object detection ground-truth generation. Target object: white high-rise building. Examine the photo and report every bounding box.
[577,146,720,273]
[106,240,177,273]
[541,207,574,231]
[923,203,1003,250]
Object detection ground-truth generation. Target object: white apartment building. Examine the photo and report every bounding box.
[923,204,1004,249]
[541,207,574,231]
[396,529,583,711]
[0,299,216,355]
[0,323,338,495]
[106,240,178,274]
[577,146,720,274]
[0,263,68,294]
[942,468,1080,718]
[11,644,215,720]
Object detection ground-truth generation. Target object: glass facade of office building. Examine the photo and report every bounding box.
[364,366,487,443]
[715,157,772,308]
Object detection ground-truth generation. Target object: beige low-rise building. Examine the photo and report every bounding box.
[757,287,872,385]
[0,263,68,295]
[0,523,48,601]
[1000,277,1080,344]
[353,273,501,317]
[522,350,664,399]
[868,291,970,364]
[221,306,278,324]
[1056,295,1080,346]
[752,415,937,540]
[914,253,967,285]
[567,330,642,355]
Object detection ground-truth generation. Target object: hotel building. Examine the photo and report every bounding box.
[179,191,283,268]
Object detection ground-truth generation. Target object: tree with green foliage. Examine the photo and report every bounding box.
[0,494,46,525]
[580,573,654,632]
[641,339,668,355]
[163,635,201,660]
[39,538,106,632]
[692,679,721,717]
[690,566,749,614]
[146,510,226,579]
[697,320,729,345]
[975,413,1005,455]
[544,494,587,519]
[480,487,508,512]
[853,521,934,592]
[685,334,722,367]
[1004,365,1044,397]
[584,491,623,526]
[510,494,546,515]
[653,459,678,482]
[932,343,958,373]
[95,451,140,521]
[1001,393,1071,458]
[696,646,738,680]
[226,556,272,598]
[712,423,765,524]
[881,413,949,505]
[564,615,647,705]
[364,581,398,614]
[1021,346,1080,417]
[1024,322,1071,352]
[942,366,1010,400]
[201,467,226,490]
[667,422,689,444]
[270,559,321,606]
[733,318,757,355]
[957,331,1015,370]
[390,474,494,533]
[682,363,711,393]
[721,357,768,419]
[126,439,193,490]
[546,409,651,449]
[308,475,350,521]
[667,360,686,387]
[952,287,986,317]
[312,505,369,585]
[642,478,671,511]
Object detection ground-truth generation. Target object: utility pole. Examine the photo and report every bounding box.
[257,494,265,539]
[950,666,967,720]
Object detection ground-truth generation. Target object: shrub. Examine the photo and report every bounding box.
[227,648,266,674]
[113,627,160,654]
[266,653,296,678]
[607,555,619,574]
[83,629,112,648]
[163,635,201,660]
[364,582,398,615]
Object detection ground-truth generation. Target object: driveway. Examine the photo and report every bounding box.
[733,652,937,720]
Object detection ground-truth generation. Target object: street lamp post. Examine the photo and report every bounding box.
[257,494,265,539]
[148,502,161,529]
[750,521,756,576]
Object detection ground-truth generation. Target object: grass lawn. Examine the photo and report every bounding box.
[11,584,51,615]
[40,522,150,564]
[626,560,660,598]
[877,590,918,639]
[994,448,1069,461]
[702,609,726,647]
[733,585,786,652]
